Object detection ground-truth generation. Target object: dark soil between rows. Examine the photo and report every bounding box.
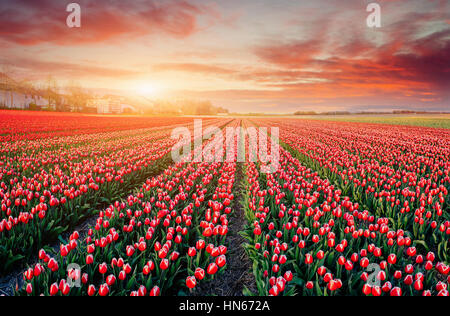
[192,163,257,296]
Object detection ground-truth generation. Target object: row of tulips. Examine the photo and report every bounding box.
[0,114,225,274]
[253,119,449,262]
[242,120,448,296]
[16,120,241,296]
[0,110,204,142]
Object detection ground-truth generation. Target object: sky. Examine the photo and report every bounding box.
[0,0,449,113]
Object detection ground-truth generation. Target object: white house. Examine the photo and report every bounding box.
[34,95,48,107]
[92,96,124,114]
[0,90,46,109]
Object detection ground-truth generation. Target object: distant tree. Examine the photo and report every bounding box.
[0,64,17,107]
[45,76,62,110]
[196,101,214,115]
[67,81,88,112]
[321,111,350,115]
[294,111,317,115]
[217,107,229,114]
[180,99,196,115]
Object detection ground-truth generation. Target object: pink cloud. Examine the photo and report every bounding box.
[0,0,211,45]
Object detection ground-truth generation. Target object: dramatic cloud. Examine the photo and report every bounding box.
[0,0,448,112]
[0,0,211,45]
[249,4,450,109]
[9,58,142,79]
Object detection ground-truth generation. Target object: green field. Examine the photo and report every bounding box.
[289,114,450,129]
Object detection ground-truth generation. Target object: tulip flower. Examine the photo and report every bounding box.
[26,284,33,295]
[207,263,218,275]
[99,263,107,275]
[160,259,169,270]
[87,285,96,296]
[390,287,402,297]
[186,276,197,289]
[149,286,160,296]
[99,284,109,296]
[50,283,59,296]
[216,255,227,268]
[284,271,293,282]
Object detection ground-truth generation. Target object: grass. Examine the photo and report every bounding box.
[290,114,450,129]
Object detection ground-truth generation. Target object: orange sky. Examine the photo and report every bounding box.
[0,0,449,113]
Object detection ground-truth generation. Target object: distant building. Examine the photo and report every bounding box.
[34,95,48,107]
[0,90,49,109]
[93,98,110,114]
[110,98,121,114]
[90,96,126,114]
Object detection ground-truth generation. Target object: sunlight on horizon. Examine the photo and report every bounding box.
[134,82,162,98]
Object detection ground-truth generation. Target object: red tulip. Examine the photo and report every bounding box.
[382,282,392,293]
[138,285,147,297]
[216,255,226,268]
[160,259,169,270]
[269,285,279,296]
[86,255,94,265]
[188,247,197,257]
[119,270,126,281]
[87,285,96,296]
[207,263,218,275]
[305,253,313,265]
[390,287,402,297]
[99,263,107,274]
[323,273,333,283]
[186,276,197,289]
[50,283,59,296]
[284,271,293,282]
[388,254,397,265]
[362,284,372,295]
[106,275,116,286]
[406,247,416,257]
[99,284,109,296]
[195,268,205,281]
[371,286,382,297]
[328,279,341,291]
[150,286,160,296]
[126,245,135,257]
[414,280,423,291]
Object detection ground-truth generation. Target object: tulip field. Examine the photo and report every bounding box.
[0,111,448,297]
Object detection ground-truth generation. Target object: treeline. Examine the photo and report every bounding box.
[294,111,351,115]
[145,99,229,116]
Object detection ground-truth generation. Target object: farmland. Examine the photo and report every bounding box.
[0,111,448,297]
[289,114,450,129]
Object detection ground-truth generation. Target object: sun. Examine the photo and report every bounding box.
[135,83,159,97]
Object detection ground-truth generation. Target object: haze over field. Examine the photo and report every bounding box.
[0,0,449,113]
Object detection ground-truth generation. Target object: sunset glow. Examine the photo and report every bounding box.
[135,82,161,98]
[0,0,448,112]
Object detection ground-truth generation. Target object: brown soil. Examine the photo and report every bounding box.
[192,162,257,296]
